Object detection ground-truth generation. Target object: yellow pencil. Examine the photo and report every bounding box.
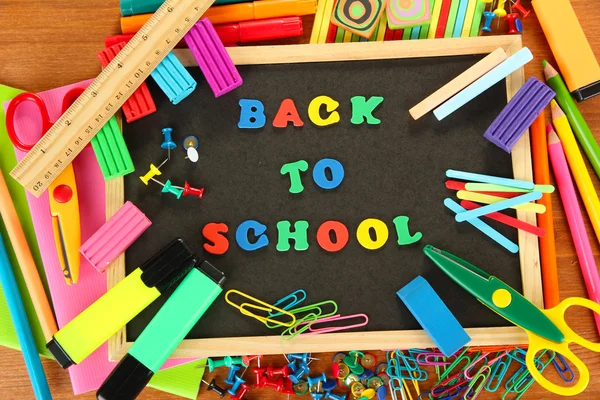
[551,100,600,244]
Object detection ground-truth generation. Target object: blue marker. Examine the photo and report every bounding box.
[0,233,52,399]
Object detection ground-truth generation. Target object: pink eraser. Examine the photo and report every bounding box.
[80,201,151,273]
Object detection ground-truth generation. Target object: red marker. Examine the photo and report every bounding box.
[215,17,303,44]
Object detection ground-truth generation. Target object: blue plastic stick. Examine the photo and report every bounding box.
[0,234,52,400]
[446,169,535,190]
[397,276,471,357]
[444,199,519,253]
[455,191,542,222]
[452,0,470,38]
[150,51,197,105]
[433,47,533,120]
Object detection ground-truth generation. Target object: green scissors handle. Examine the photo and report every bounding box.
[526,297,600,396]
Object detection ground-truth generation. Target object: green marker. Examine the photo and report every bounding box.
[544,60,600,180]
[120,0,254,17]
[96,261,225,400]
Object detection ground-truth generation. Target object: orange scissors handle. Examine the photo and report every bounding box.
[525,297,600,396]
[5,92,53,151]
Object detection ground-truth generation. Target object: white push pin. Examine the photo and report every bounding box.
[186,147,199,163]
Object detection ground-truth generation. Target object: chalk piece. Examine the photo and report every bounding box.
[483,77,555,152]
[331,0,386,39]
[444,198,519,253]
[434,47,533,120]
[410,48,508,120]
[386,0,431,29]
[184,18,243,97]
[91,116,135,180]
[397,276,470,357]
[150,51,197,105]
[97,43,157,123]
[79,201,151,273]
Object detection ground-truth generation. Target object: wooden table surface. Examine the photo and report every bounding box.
[1,0,600,399]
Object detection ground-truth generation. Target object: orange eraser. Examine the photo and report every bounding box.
[532,0,600,101]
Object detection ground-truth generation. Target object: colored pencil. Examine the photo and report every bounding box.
[461,0,477,37]
[548,125,600,334]
[551,100,600,245]
[0,172,57,341]
[460,200,546,237]
[531,113,559,308]
[0,233,52,400]
[469,0,485,37]
[544,60,600,181]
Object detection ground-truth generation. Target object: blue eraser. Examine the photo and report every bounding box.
[150,51,197,105]
[397,276,471,357]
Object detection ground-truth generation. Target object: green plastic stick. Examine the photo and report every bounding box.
[91,116,135,180]
[444,0,461,38]
[402,28,412,40]
[469,0,486,37]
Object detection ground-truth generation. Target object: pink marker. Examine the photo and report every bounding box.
[548,124,600,333]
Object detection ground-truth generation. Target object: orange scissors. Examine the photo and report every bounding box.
[6,88,83,285]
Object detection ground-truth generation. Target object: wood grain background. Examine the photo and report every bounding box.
[1,0,600,398]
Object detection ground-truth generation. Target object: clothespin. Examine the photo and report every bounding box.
[161,127,176,160]
[139,159,168,185]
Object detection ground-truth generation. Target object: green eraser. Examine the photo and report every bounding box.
[91,116,135,180]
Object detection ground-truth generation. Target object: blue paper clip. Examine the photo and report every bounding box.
[552,354,575,383]
[485,352,512,392]
[268,289,307,317]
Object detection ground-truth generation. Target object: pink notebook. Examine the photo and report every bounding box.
[4,81,193,394]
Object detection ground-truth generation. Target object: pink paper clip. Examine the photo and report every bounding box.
[416,351,455,366]
[304,313,369,335]
[464,351,506,380]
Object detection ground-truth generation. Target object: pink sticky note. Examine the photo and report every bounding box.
[3,81,193,394]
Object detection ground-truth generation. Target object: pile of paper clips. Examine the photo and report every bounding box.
[225,289,369,340]
[385,347,573,400]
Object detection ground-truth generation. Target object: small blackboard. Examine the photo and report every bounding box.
[109,38,538,359]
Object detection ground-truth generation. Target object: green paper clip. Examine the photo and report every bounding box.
[91,116,134,180]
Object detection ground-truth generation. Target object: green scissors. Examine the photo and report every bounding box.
[424,244,600,396]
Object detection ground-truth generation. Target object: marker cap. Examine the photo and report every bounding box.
[140,238,198,292]
[96,353,153,400]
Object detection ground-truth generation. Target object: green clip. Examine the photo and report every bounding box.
[91,116,134,180]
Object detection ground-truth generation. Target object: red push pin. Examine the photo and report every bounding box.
[266,365,291,379]
[511,0,530,18]
[279,378,296,395]
[174,181,204,198]
[242,355,263,366]
[505,13,519,34]
[263,377,284,392]
[252,367,267,388]
[231,383,250,400]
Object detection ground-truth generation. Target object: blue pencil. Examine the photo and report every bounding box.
[445,198,519,253]
[0,232,52,399]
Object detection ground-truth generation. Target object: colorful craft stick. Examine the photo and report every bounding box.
[434,47,533,120]
[456,191,546,214]
[483,77,555,153]
[331,0,386,39]
[465,183,555,193]
[445,180,519,198]
[452,0,470,37]
[428,0,444,38]
[455,191,542,222]
[469,0,486,37]
[386,0,431,29]
[410,48,507,120]
[444,0,461,37]
[310,0,328,43]
[461,200,546,237]
[444,198,519,253]
[461,0,478,37]
[446,169,535,190]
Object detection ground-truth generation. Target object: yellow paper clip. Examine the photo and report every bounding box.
[225,289,296,327]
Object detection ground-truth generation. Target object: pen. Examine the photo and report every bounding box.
[0,231,52,399]
[46,238,197,368]
[97,260,225,400]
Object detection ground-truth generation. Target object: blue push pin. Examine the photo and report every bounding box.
[326,392,346,400]
[376,385,387,400]
[225,365,241,385]
[322,379,337,392]
[481,11,497,33]
[227,375,245,396]
[289,361,310,384]
[287,360,298,374]
[311,394,325,400]
[289,353,310,364]
[161,127,176,160]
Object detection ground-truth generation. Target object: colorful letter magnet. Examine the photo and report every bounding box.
[150,51,197,105]
[483,77,555,153]
[98,43,157,123]
[184,18,243,97]
[80,201,151,273]
[387,0,431,29]
[91,115,135,180]
[397,276,470,357]
[331,0,386,39]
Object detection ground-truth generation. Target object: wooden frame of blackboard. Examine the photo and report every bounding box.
[105,35,542,361]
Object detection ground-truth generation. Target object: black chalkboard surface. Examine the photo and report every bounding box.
[122,49,523,344]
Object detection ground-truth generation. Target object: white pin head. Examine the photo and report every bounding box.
[187,147,199,163]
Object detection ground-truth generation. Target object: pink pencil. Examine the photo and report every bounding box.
[548,124,600,334]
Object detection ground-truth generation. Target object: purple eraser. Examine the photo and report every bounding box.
[184,18,243,97]
[483,77,555,153]
[80,201,151,273]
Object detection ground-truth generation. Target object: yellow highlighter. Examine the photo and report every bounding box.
[46,238,197,368]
